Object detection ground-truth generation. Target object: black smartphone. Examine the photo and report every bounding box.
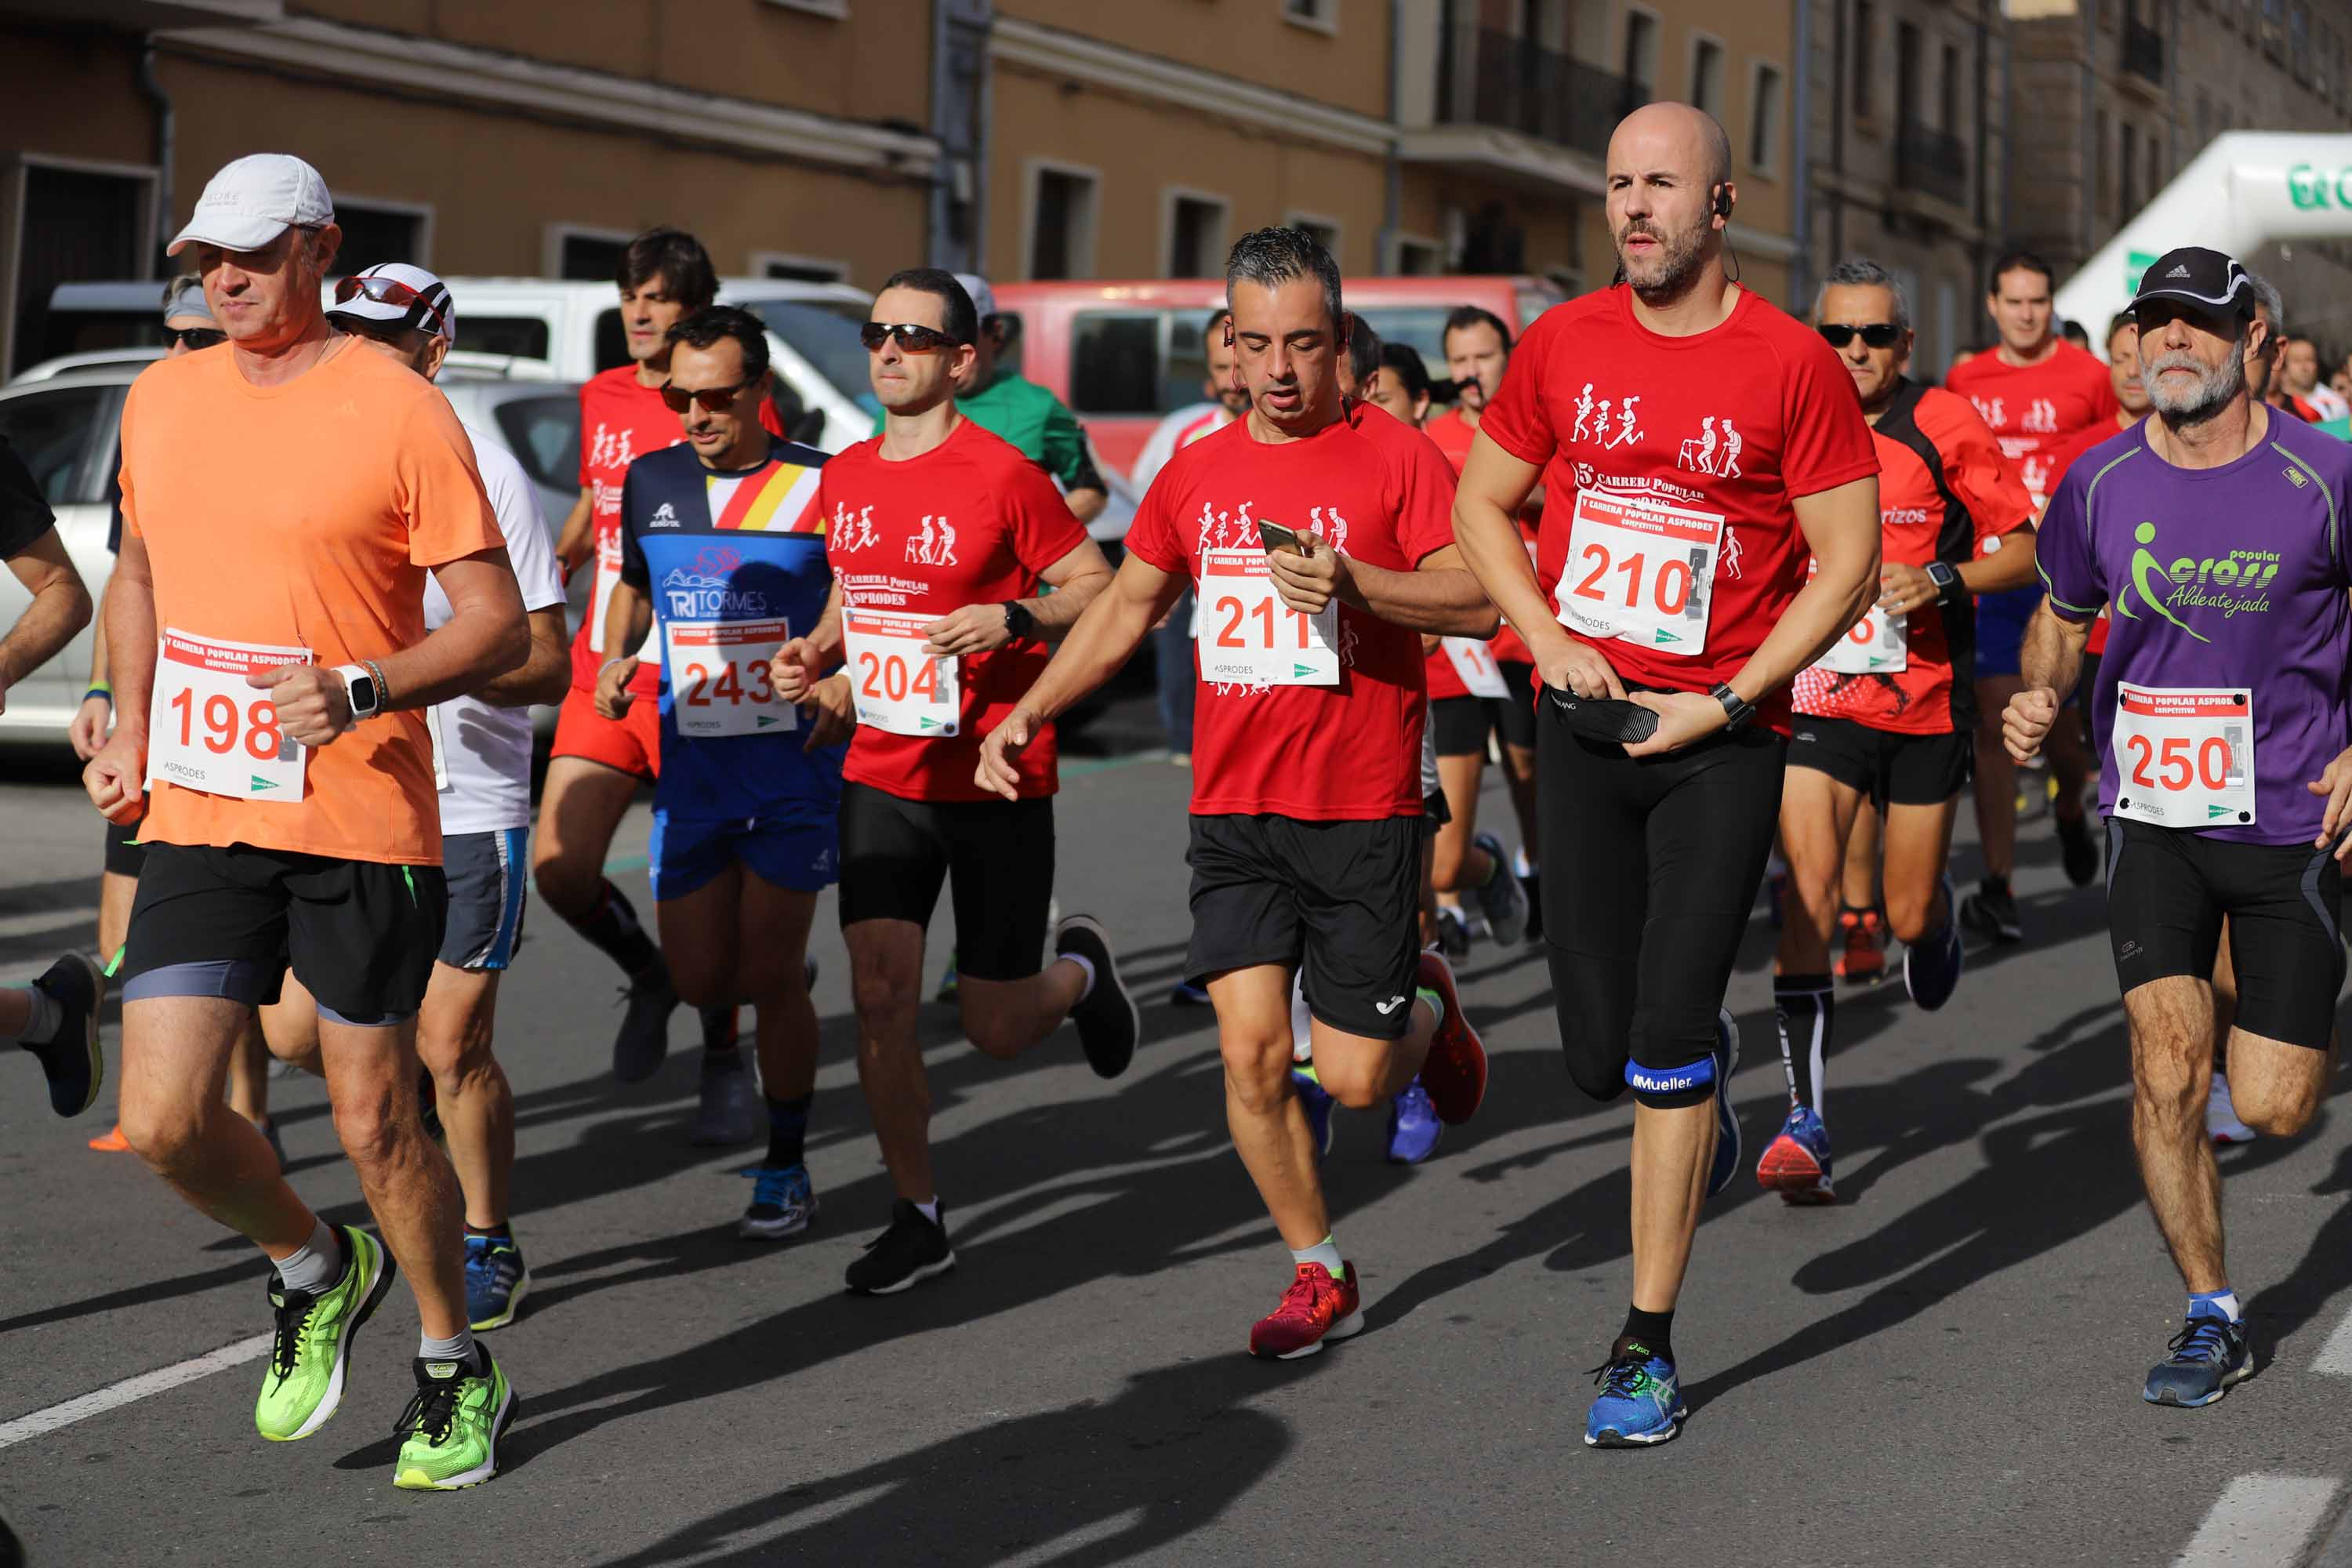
[1257,520,1312,556]
[1545,685,1660,744]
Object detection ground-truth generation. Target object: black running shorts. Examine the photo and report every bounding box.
[836,781,1053,982]
[1788,714,1972,808]
[2106,818,2346,1050]
[118,842,447,1025]
[1429,663,1540,760]
[102,801,150,878]
[1184,812,1422,1041]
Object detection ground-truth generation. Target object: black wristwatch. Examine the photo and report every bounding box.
[1002,601,1036,644]
[1710,681,1754,731]
[1924,560,1962,605]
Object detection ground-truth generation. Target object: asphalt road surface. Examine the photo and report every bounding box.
[5,741,2352,1568]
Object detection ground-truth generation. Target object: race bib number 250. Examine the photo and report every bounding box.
[2112,684,2256,828]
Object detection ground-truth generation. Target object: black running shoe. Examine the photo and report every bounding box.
[1054,915,1138,1079]
[612,967,677,1084]
[844,1199,956,1294]
[2056,809,2100,887]
[23,952,103,1117]
[1520,870,1544,943]
[1959,883,2023,944]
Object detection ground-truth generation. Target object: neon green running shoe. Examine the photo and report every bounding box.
[393,1349,517,1490]
[256,1226,397,1442]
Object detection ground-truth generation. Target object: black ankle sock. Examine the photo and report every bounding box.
[572,880,662,977]
[765,1092,812,1168]
[1617,1305,1675,1366]
[1773,973,1834,1120]
[1981,873,2011,897]
[464,1221,512,1240]
[699,1004,739,1053]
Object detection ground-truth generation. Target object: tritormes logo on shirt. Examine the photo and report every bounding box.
[662,548,768,619]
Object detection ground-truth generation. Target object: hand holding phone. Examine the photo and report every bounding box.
[1257,520,1315,557]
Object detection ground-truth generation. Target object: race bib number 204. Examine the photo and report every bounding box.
[842,606,960,737]
[147,627,308,802]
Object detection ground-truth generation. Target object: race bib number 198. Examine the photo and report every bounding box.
[147,627,308,802]
[842,606,959,737]
[1555,488,1724,657]
[2112,684,2256,828]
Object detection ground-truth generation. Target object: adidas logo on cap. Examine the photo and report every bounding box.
[2166,263,2192,278]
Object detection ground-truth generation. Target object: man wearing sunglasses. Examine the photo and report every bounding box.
[534,227,784,1142]
[782,268,1137,1297]
[1758,259,2038,1204]
[1945,250,2114,943]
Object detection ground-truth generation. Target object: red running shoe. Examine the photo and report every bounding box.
[1413,951,1486,1124]
[1248,1261,1364,1359]
[1835,908,1886,982]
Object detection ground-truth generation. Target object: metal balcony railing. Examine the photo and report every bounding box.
[2124,18,2165,83]
[1436,24,1647,160]
[1896,120,1969,208]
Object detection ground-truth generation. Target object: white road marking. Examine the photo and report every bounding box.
[0,1332,271,1452]
[2310,1302,2352,1377]
[2175,1473,2339,1566]
[0,906,96,942]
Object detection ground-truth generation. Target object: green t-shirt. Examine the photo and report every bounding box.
[871,368,1091,490]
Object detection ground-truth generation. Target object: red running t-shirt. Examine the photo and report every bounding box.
[1124,401,1457,820]
[1942,343,2118,510]
[573,366,783,694]
[1793,383,2033,734]
[2045,412,2140,655]
[1475,286,1881,731]
[1421,406,1537,695]
[818,416,1088,803]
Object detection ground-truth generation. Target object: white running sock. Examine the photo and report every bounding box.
[419,1328,477,1369]
[913,1197,942,1226]
[274,1220,341,1295]
[10,984,62,1046]
[1290,1235,1345,1280]
[1063,952,1097,1003]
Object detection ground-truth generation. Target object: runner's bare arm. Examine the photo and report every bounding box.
[2003,600,2092,766]
[974,552,1184,800]
[1267,542,1497,636]
[473,605,571,708]
[1880,524,2038,613]
[83,536,158,820]
[70,577,114,759]
[554,484,595,574]
[922,539,1114,656]
[1454,430,1627,701]
[0,528,92,713]
[591,577,654,720]
[775,579,843,701]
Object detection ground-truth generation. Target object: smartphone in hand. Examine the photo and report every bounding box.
[1258,520,1314,557]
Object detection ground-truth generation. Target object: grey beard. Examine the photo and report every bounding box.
[2149,352,2245,429]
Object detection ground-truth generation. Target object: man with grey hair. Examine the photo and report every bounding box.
[979,225,1499,1362]
[1760,255,2039,1205]
[79,152,529,1489]
[2245,270,2319,421]
[2005,245,2352,1410]
[1452,101,1882,1447]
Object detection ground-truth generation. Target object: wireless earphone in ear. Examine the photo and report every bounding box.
[1712,186,1733,220]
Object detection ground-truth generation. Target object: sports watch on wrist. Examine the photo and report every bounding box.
[1002,601,1037,644]
[335,663,383,724]
[1924,560,1962,604]
[1710,681,1754,731]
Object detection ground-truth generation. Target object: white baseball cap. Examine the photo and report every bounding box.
[327,262,457,345]
[167,154,335,256]
[952,272,998,321]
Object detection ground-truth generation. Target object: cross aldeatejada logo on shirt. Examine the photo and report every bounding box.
[2117,518,2288,644]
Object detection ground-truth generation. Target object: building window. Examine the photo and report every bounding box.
[2095,109,2112,216]
[1939,44,1962,133]
[1690,37,1725,118]
[1287,212,1343,262]
[1623,8,1660,100]
[1393,236,1445,275]
[1749,62,1785,176]
[1284,0,1338,34]
[751,252,848,284]
[1164,192,1228,279]
[761,0,848,15]
[1027,163,1099,281]
[1896,20,1922,122]
[2121,122,2138,215]
[1853,0,1877,118]
[547,226,635,283]
[335,200,431,268]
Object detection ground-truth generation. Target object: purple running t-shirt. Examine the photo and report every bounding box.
[2038,411,2352,845]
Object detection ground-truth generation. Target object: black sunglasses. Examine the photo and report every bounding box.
[659,378,756,414]
[860,321,966,354]
[165,326,227,351]
[1819,323,1904,350]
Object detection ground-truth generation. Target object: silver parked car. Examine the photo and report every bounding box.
[0,358,582,746]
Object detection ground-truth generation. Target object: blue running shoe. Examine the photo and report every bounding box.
[1290,1066,1334,1160]
[463,1233,530,1332]
[1584,1348,1686,1446]
[2143,1309,2252,1406]
[935,949,958,1003]
[1904,874,1966,1013]
[740,1163,819,1241]
[1756,1102,1835,1203]
[1385,1076,1442,1164]
[1707,1008,1741,1198]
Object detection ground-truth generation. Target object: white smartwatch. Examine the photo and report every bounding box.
[335,663,383,724]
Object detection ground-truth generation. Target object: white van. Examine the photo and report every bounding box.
[32,277,875,453]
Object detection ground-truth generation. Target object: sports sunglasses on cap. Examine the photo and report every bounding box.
[332,273,450,337]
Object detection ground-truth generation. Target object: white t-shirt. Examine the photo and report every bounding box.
[2307,383,2350,423]
[425,421,567,836]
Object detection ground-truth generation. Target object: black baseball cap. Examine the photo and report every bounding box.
[2129,247,2254,319]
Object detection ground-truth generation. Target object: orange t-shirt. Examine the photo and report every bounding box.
[118,341,500,865]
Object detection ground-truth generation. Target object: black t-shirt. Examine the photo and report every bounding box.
[0,434,56,559]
